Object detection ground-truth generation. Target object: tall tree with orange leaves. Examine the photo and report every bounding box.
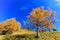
[27,6,57,38]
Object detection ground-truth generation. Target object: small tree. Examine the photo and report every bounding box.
[0,18,21,35]
[27,6,56,38]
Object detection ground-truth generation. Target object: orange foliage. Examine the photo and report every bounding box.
[27,6,56,30]
[0,18,21,31]
[30,7,55,20]
[42,20,55,29]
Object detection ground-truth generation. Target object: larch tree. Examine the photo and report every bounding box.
[27,6,56,38]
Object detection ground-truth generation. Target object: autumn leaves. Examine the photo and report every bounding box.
[27,7,57,38]
[0,18,21,34]
[27,7,56,30]
[0,6,57,36]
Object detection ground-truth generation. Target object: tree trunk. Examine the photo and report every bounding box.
[35,26,40,38]
[37,27,39,37]
[35,19,40,38]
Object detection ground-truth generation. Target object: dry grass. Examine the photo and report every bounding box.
[0,29,60,40]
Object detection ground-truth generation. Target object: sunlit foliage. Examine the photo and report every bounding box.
[0,18,21,34]
[27,6,56,32]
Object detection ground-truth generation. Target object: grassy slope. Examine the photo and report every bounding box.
[0,29,60,40]
[10,32,60,40]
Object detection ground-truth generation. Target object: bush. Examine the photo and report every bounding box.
[53,29,57,31]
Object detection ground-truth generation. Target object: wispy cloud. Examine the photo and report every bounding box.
[19,6,30,11]
[55,0,60,2]
[23,20,28,25]
[57,3,60,5]
[55,0,60,6]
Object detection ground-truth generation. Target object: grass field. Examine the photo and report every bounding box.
[0,31,60,40]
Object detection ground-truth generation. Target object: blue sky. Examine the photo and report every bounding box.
[0,0,60,31]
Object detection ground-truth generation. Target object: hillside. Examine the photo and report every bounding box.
[0,31,60,40]
[0,18,59,40]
